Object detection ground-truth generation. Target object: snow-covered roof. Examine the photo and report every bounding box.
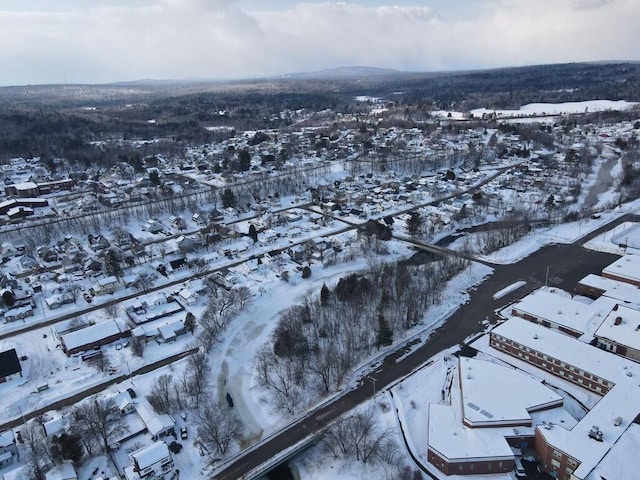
[511,289,594,335]
[53,315,90,336]
[460,358,562,427]
[61,319,123,351]
[111,391,133,411]
[492,318,640,479]
[130,441,170,470]
[12,181,38,191]
[594,304,640,352]
[602,253,640,284]
[492,317,640,384]
[0,430,14,447]
[178,288,195,300]
[43,415,67,437]
[135,400,174,436]
[428,404,514,462]
[97,276,118,286]
[579,273,640,305]
[146,414,174,437]
[44,462,77,480]
[586,423,640,480]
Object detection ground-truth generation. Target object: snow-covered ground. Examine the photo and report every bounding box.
[471,100,637,118]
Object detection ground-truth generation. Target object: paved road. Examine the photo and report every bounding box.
[211,226,622,479]
[0,347,199,432]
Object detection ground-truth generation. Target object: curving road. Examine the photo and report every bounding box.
[211,215,628,480]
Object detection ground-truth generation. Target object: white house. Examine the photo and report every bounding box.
[124,441,174,480]
[136,400,175,441]
[92,276,119,295]
[45,463,78,480]
[0,430,18,468]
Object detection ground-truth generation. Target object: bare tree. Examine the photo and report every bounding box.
[21,419,49,479]
[324,407,397,465]
[103,303,119,319]
[130,335,145,357]
[66,282,83,304]
[183,351,210,409]
[147,374,175,414]
[234,286,252,310]
[71,398,125,454]
[133,270,158,294]
[195,401,242,456]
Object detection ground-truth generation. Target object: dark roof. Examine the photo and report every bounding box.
[0,348,21,378]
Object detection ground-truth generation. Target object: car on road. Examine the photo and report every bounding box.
[83,292,93,303]
[180,426,188,440]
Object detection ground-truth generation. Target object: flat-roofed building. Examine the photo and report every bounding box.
[602,254,640,287]
[490,317,640,480]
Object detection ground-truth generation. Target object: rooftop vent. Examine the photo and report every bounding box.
[614,316,623,326]
[614,417,623,426]
[588,425,604,442]
[533,334,539,339]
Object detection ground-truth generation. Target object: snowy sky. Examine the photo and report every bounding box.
[1,0,638,86]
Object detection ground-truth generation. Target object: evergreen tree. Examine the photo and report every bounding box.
[248,224,258,243]
[103,247,123,279]
[320,283,331,306]
[406,211,423,237]
[184,312,196,335]
[376,312,393,348]
[238,149,251,171]
[221,188,237,209]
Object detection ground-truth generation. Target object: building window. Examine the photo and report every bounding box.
[552,450,563,459]
[551,459,560,469]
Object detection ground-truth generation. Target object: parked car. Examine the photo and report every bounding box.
[180,426,188,440]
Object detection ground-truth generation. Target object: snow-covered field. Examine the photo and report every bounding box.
[471,100,637,118]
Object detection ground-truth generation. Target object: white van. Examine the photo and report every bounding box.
[514,458,526,478]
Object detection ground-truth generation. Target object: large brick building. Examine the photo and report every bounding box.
[489,318,640,480]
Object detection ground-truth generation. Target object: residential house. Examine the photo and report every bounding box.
[3,305,33,323]
[45,463,78,480]
[110,391,136,416]
[59,319,130,356]
[135,400,175,442]
[124,441,174,480]
[143,220,164,234]
[92,276,119,295]
[178,288,196,305]
[45,292,75,310]
[0,431,18,468]
[6,206,34,220]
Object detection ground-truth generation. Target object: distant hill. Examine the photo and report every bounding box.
[283,66,402,79]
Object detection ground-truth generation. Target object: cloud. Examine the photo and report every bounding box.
[0,0,638,85]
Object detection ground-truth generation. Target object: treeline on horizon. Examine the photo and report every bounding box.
[0,61,639,165]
